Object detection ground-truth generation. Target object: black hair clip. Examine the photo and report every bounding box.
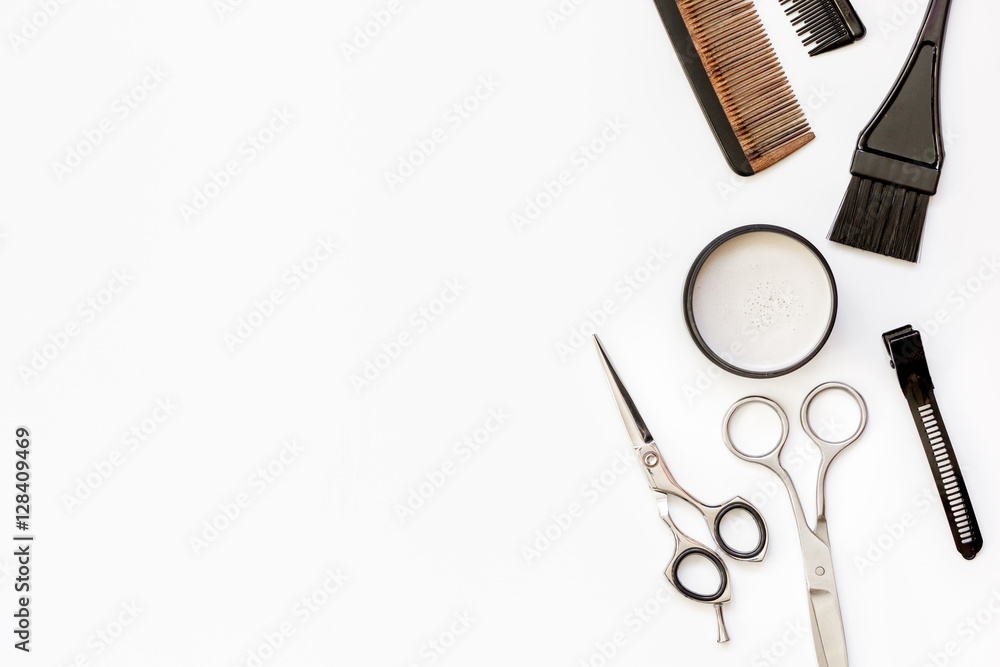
[883,325,983,560]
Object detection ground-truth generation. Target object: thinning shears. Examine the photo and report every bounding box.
[595,336,768,642]
[723,383,867,667]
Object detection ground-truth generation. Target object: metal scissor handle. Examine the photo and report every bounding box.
[707,498,769,561]
[722,383,867,463]
[721,384,867,535]
[656,499,733,643]
[801,382,868,531]
[659,502,731,602]
[637,441,767,644]
[721,395,791,474]
[639,442,769,562]
[722,383,867,667]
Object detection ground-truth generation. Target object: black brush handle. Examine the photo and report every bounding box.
[850,0,953,194]
[918,0,952,44]
[884,326,983,560]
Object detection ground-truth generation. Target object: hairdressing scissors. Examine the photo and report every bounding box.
[594,336,768,642]
[722,382,867,667]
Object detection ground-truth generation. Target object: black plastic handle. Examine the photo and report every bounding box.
[852,0,953,194]
[671,548,729,603]
[713,501,768,560]
[918,0,952,45]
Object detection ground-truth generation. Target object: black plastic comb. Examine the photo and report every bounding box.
[780,0,866,55]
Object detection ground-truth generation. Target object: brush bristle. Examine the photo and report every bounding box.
[679,0,814,172]
[780,0,854,55]
[829,175,930,263]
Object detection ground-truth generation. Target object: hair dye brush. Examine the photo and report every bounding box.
[829,0,953,262]
[651,0,814,176]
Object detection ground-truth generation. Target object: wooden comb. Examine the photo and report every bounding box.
[651,0,815,175]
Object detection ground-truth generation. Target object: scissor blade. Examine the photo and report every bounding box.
[593,335,654,448]
[807,586,849,667]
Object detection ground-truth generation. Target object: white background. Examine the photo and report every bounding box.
[2,0,999,666]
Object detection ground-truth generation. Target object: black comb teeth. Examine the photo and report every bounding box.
[780,0,867,55]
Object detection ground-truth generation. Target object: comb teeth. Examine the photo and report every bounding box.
[678,0,814,172]
[780,0,864,55]
[917,404,976,544]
